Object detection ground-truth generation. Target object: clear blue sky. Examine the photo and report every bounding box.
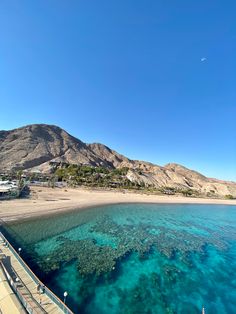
[0,1,235,181]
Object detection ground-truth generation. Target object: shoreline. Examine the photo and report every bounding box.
[0,186,236,222]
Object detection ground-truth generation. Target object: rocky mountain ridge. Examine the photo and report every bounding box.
[0,124,235,197]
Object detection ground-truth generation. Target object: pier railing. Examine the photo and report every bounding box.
[0,230,74,314]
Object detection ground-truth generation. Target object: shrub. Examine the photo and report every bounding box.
[225,194,234,200]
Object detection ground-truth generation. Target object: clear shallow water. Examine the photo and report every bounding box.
[3,204,236,314]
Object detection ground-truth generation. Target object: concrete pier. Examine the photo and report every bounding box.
[0,232,74,314]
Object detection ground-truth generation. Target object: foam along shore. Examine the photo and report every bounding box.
[0,186,236,222]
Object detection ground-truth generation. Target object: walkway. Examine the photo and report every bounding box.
[0,265,26,314]
[0,232,73,314]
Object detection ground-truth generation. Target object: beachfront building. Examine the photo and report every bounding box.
[0,181,20,199]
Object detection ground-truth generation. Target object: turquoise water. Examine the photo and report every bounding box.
[3,204,236,313]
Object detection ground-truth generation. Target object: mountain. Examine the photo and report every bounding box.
[0,124,131,171]
[0,124,235,197]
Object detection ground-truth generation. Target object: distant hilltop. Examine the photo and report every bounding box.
[0,124,236,198]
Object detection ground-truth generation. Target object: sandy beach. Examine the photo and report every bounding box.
[0,186,236,222]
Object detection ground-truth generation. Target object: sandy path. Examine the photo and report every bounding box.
[0,186,236,222]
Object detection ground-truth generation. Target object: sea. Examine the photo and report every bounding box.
[2,203,236,314]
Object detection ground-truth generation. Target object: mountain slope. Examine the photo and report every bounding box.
[0,124,235,197]
[0,124,120,171]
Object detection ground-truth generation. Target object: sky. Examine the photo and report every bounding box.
[0,0,235,181]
